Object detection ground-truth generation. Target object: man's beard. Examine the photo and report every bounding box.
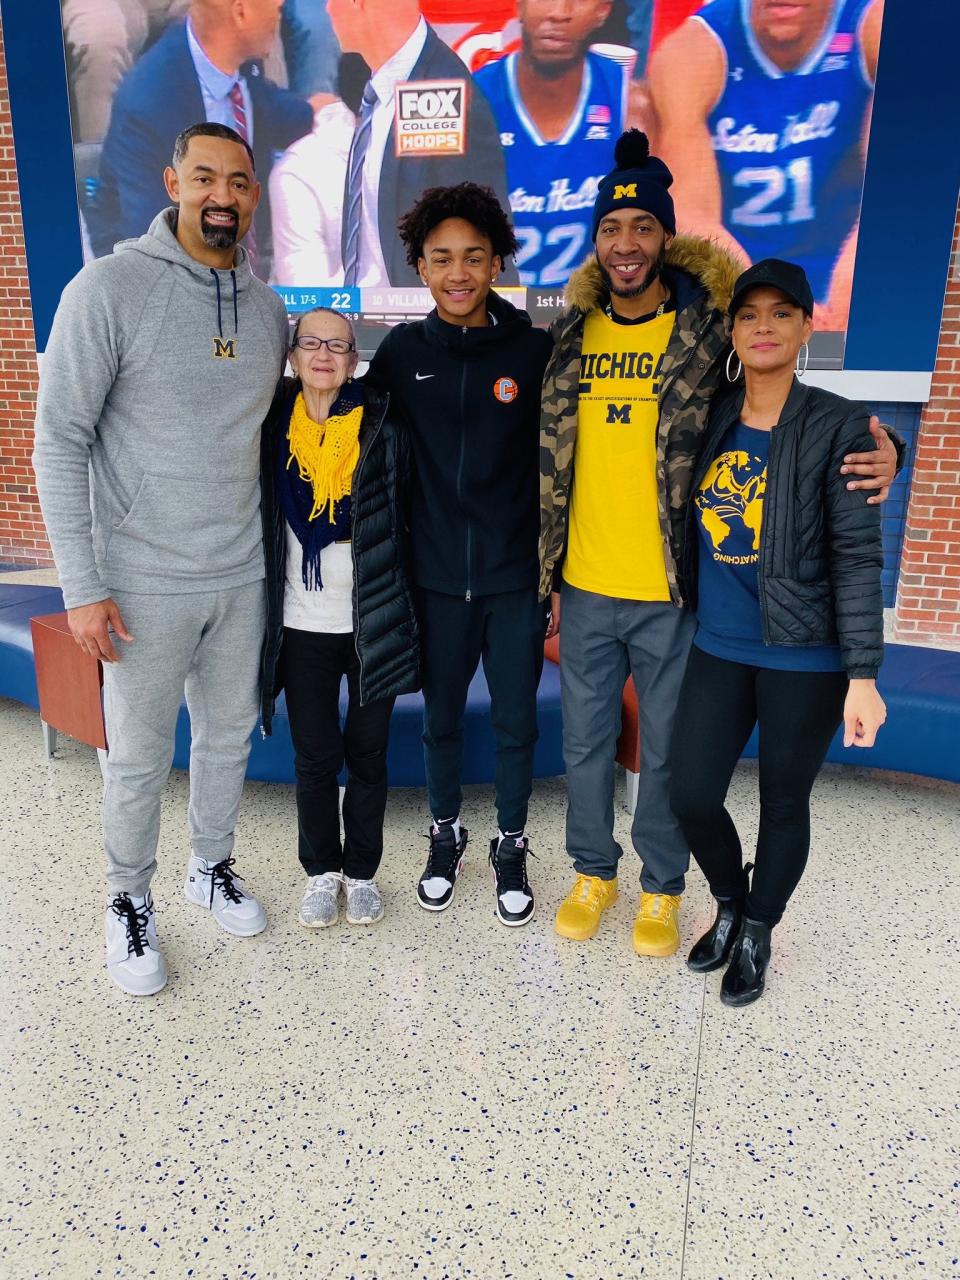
[598,246,667,299]
[201,209,239,249]
[522,33,587,79]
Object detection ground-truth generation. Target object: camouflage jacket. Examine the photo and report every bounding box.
[538,235,741,603]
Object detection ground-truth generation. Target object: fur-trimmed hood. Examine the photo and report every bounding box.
[564,234,742,317]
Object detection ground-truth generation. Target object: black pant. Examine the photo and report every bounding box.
[281,627,395,879]
[417,586,547,834]
[669,646,847,927]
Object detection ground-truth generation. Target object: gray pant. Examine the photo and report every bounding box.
[559,582,696,894]
[101,581,266,896]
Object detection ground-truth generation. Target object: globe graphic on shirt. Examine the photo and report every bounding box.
[695,450,767,552]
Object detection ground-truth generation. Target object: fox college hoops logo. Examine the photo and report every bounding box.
[493,376,518,404]
[395,80,466,155]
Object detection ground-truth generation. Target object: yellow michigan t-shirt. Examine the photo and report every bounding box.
[563,307,674,600]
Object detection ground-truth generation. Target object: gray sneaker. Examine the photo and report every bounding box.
[298,873,342,928]
[344,877,384,925]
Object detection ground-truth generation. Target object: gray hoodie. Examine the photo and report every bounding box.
[32,209,289,609]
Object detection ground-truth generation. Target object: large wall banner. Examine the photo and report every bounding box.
[4,0,960,392]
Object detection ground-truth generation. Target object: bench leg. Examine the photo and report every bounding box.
[623,767,639,817]
[41,719,57,758]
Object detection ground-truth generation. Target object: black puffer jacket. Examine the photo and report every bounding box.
[682,379,884,678]
[259,377,420,733]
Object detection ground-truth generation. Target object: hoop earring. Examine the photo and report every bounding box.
[796,342,809,377]
[725,349,742,383]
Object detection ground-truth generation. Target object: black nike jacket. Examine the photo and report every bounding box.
[367,292,552,599]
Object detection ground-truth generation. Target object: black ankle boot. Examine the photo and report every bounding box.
[720,917,772,1007]
[687,896,744,973]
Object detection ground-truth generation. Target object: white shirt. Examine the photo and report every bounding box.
[283,523,354,633]
[269,101,356,286]
[186,19,254,145]
[356,17,428,288]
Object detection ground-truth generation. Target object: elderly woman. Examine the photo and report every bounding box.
[260,307,419,928]
[670,259,887,1007]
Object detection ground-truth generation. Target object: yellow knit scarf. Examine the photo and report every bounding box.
[286,391,362,523]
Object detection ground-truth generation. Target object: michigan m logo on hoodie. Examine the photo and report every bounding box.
[213,337,237,359]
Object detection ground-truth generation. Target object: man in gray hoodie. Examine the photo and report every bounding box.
[33,123,289,996]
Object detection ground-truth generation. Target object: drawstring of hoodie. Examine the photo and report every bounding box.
[210,268,239,339]
[211,268,223,338]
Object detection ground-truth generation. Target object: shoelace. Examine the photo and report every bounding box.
[109,894,150,958]
[492,840,534,894]
[424,828,460,879]
[641,893,680,920]
[571,874,603,908]
[305,873,341,899]
[198,856,245,908]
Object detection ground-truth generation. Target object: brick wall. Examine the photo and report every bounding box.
[0,19,48,565]
[893,199,960,644]
[0,18,46,565]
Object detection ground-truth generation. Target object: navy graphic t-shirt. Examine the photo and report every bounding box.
[694,421,843,671]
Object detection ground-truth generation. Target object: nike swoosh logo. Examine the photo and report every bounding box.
[415,373,435,381]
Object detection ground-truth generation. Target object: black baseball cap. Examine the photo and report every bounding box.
[729,258,814,317]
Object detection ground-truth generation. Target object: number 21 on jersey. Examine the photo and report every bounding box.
[731,156,815,228]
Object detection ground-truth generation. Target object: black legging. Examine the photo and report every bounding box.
[669,646,847,927]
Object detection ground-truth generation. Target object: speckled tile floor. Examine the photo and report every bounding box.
[0,695,957,1280]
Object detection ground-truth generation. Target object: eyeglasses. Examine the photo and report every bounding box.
[292,336,355,354]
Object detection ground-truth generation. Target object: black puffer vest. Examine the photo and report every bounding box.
[259,376,420,733]
[682,379,884,678]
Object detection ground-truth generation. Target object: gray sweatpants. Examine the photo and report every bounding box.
[559,582,696,894]
[101,581,266,896]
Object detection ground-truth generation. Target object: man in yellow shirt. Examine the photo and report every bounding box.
[539,130,899,958]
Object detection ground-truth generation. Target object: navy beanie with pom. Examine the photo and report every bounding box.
[591,130,676,239]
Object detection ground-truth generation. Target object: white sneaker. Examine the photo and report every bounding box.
[105,891,167,996]
[299,873,342,928]
[344,876,384,925]
[184,854,267,937]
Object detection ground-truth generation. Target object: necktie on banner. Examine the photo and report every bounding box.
[342,81,379,288]
[228,81,259,277]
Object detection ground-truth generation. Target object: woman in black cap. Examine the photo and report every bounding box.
[669,258,887,1006]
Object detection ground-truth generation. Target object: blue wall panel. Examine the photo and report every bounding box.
[865,401,920,608]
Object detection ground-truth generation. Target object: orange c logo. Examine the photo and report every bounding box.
[494,376,518,403]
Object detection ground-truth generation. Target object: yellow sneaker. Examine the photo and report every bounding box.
[555,874,618,940]
[633,893,682,957]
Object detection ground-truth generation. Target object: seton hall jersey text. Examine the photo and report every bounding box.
[694,0,873,301]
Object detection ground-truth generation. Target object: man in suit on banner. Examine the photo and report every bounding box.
[88,0,313,267]
[326,0,516,287]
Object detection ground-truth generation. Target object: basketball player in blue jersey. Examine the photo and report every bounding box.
[647,0,882,327]
[474,0,629,288]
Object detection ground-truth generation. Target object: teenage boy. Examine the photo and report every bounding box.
[368,183,551,926]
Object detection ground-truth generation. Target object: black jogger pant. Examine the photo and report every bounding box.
[280,627,395,879]
[669,645,847,927]
[417,586,547,834]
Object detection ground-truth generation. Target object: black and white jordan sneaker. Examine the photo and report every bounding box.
[417,821,469,912]
[489,835,535,927]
